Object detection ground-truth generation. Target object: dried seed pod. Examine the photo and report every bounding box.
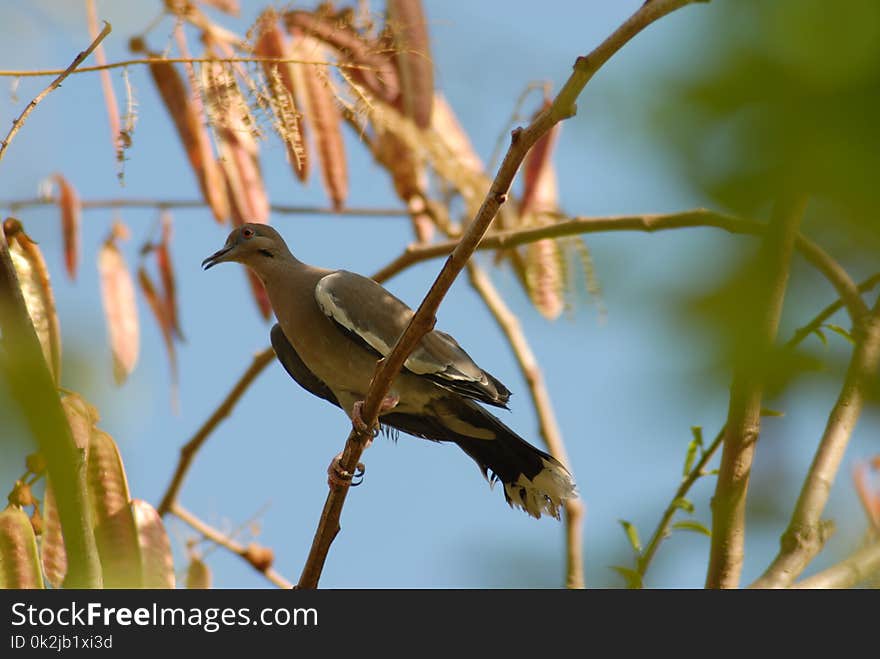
[131,499,175,589]
[292,34,348,209]
[148,58,229,223]
[253,9,309,180]
[61,391,98,455]
[386,0,433,129]
[431,93,482,174]
[520,98,559,217]
[40,479,66,587]
[3,218,62,385]
[285,8,400,103]
[200,0,239,15]
[524,237,565,320]
[185,555,212,589]
[138,266,178,383]
[53,174,81,280]
[0,504,45,589]
[157,212,185,339]
[88,429,141,588]
[98,226,140,384]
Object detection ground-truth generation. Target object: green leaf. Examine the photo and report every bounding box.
[811,327,828,346]
[760,408,785,417]
[610,565,643,589]
[618,519,642,555]
[683,427,703,476]
[824,323,855,344]
[671,497,694,514]
[673,520,712,537]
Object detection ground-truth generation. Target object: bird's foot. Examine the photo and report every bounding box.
[327,451,366,489]
[351,395,400,435]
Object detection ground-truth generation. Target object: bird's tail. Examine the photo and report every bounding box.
[383,399,577,519]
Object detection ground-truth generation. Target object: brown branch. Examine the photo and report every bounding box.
[0,196,409,217]
[790,538,880,589]
[296,0,708,590]
[0,21,111,164]
[372,210,869,326]
[751,298,880,588]
[705,194,807,588]
[157,348,275,516]
[466,262,584,588]
[170,502,293,589]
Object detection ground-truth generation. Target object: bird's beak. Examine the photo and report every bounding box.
[201,245,233,270]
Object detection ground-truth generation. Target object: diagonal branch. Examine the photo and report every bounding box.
[0,21,111,165]
[751,298,880,588]
[467,262,585,589]
[296,0,709,591]
[157,348,275,516]
[705,194,808,588]
[790,538,880,589]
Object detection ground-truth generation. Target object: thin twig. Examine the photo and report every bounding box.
[85,0,122,169]
[467,262,584,588]
[751,298,880,588]
[372,210,868,326]
[790,538,880,589]
[170,502,293,589]
[0,196,410,217]
[786,273,880,348]
[158,348,275,516]
[638,427,725,579]
[0,56,390,78]
[296,0,708,590]
[0,22,112,164]
[706,194,807,589]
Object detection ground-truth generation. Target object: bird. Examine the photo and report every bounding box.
[202,223,576,519]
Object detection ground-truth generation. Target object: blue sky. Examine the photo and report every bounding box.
[1,0,874,588]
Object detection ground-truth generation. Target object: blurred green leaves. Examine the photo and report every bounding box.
[654,0,880,246]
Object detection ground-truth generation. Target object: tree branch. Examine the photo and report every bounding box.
[170,502,293,589]
[295,0,708,590]
[706,194,808,588]
[372,210,868,326]
[790,538,880,589]
[467,262,584,588]
[751,298,880,588]
[157,348,275,516]
[0,22,111,165]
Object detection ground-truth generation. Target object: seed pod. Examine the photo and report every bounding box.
[291,34,348,209]
[185,555,212,589]
[87,429,141,588]
[254,9,309,180]
[431,93,483,174]
[156,212,185,339]
[53,174,81,280]
[98,226,140,384]
[148,58,229,223]
[200,0,239,15]
[387,0,433,129]
[131,499,175,589]
[243,543,274,572]
[520,98,559,217]
[138,266,178,383]
[40,479,66,587]
[524,237,565,320]
[285,8,399,103]
[0,505,45,588]
[3,218,62,385]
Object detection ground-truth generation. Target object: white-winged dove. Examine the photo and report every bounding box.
[202,223,576,519]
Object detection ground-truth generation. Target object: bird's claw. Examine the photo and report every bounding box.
[351,395,399,436]
[327,453,366,488]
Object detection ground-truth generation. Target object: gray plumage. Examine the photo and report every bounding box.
[203,223,577,518]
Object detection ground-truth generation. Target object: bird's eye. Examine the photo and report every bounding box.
[241,227,255,239]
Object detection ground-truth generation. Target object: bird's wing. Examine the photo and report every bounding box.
[270,323,341,408]
[314,270,510,407]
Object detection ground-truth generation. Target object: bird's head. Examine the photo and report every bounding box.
[201,223,288,271]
